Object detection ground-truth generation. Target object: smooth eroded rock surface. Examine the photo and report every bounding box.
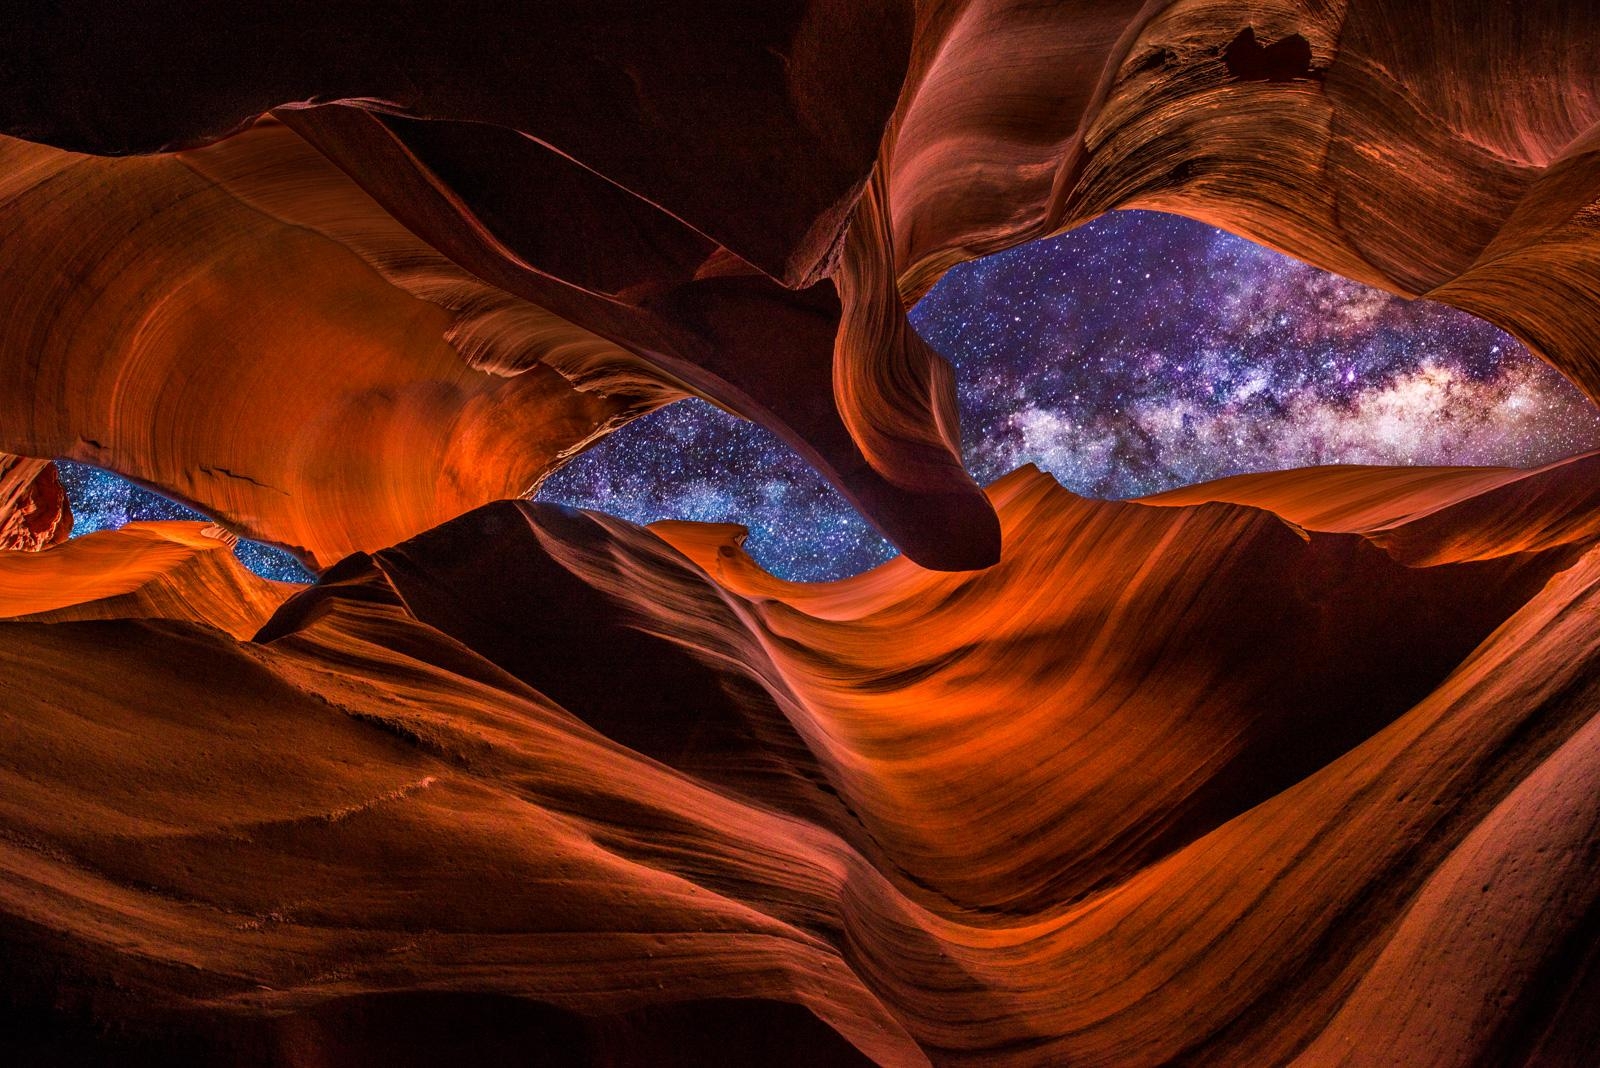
[8,3,1599,569]
[4,461,1600,1064]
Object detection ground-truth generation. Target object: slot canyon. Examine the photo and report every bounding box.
[4,3,1600,1065]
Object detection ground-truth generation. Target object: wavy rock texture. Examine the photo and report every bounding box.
[0,455,70,550]
[7,2,1600,569]
[0,521,301,638]
[6,4,1600,1064]
[4,460,1600,1065]
[0,125,643,571]
[1141,449,1600,563]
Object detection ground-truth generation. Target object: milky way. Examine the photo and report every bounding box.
[55,461,313,583]
[60,210,1600,582]
[539,210,1600,578]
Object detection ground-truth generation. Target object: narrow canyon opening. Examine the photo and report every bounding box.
[535,209,1600,577]
[54,209,1600,583]
[9,6,1600,1062]
[54,460,315,583]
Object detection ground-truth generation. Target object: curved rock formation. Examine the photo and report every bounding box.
[6,4,1600,1063]
[8,3,1600,570]
[1144,448,1600,567]
[0,521,301,638]
[0,455,70,550]
[4,460,1600,1064]
[0,124,642,571]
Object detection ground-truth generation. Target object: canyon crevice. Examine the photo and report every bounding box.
[3,3,1600,1064]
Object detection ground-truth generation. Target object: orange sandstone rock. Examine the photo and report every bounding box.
[3,462,1600,1063]
[0,455,70,551]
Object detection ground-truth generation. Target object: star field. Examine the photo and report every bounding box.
[58,210,1600,582]
[56,460,313,583]
[540,210,1600,578]
[917,211,1600,493]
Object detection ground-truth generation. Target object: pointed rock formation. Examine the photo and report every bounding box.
[0,521,301,638]
[0,455,70,551]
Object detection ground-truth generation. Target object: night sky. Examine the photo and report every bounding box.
[59,210,1600,583]
[539,210,1600,577]
[56,460,313,582]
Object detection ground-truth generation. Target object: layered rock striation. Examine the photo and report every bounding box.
[5,5,1600,1063]
[6,3,1600,569]
[0,521,301,638]
[4,460,1600,1064]
[0,455,70,551]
